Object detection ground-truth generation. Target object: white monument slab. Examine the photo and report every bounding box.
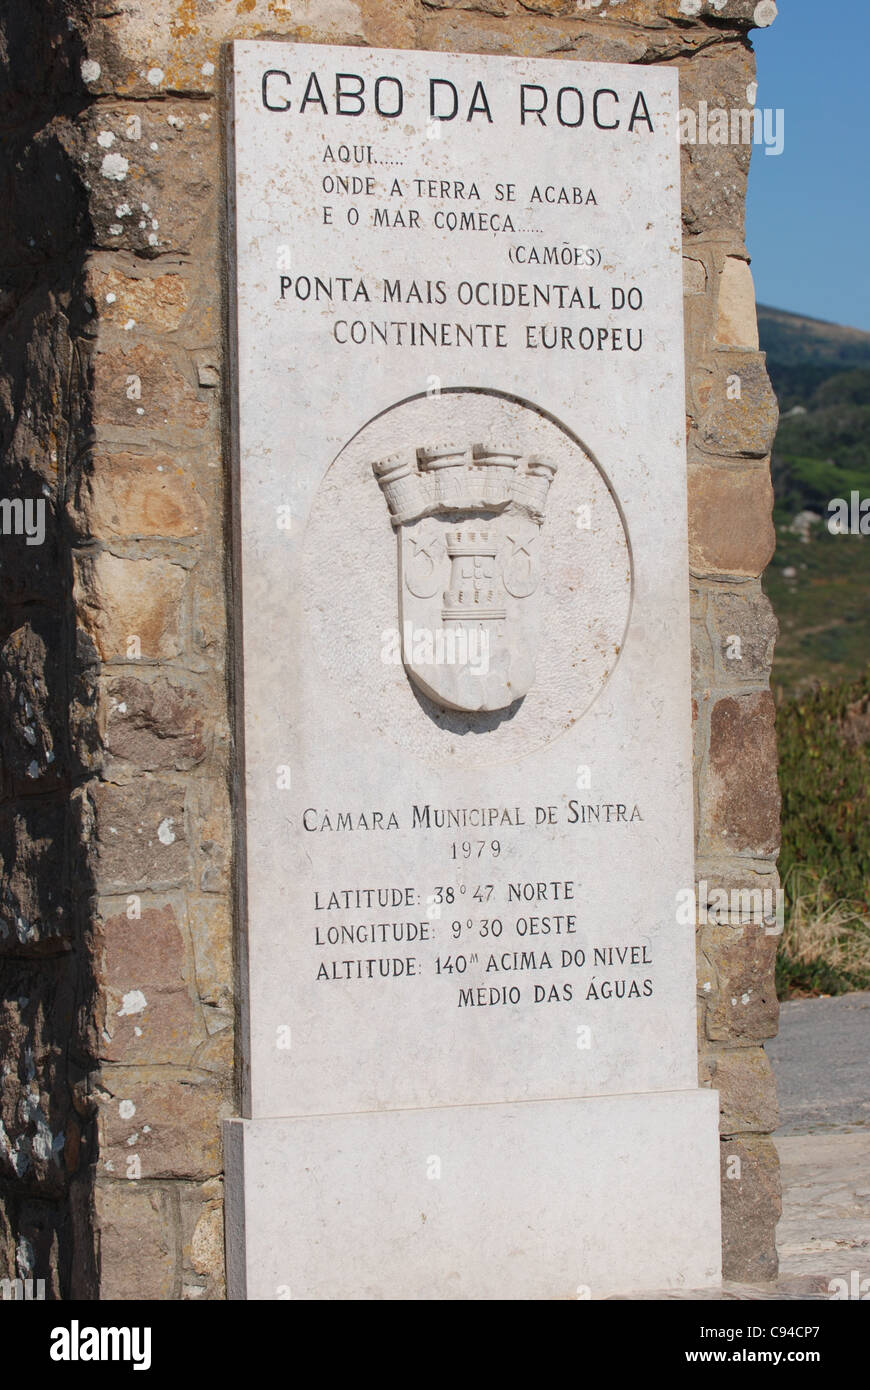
[225,40,721,1299]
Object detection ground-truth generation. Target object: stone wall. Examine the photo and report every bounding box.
[0,0,781,1297]
[0,0,99,1298]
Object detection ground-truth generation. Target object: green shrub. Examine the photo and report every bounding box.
[776,670,870,996]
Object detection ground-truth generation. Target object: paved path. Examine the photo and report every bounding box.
[765,992,870,1134]
[764,993,870,1293]
[774,1133,870,1293]
[623,994,870,1298]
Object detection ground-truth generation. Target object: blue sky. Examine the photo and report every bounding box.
[748,0,870,331]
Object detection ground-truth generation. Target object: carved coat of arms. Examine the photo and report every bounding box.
[373,443,557,712]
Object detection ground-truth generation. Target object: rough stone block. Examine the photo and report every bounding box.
[696,351,778,457]
[97,899,205,1065]
[187,894,233,1014]
[74,549,187,663]
[87,263,189,333]
[707,585,778,684]
[97,1070,226,1180]
[690,586,713,687]
[90,780,189,892]
[677,47,755,236]
[715,256,759,349]
[179,1177,225,1300]
[701,921,779,1041]
[100,900,186,985]
[190,560,227,668]
[418,10,651,60]
[100,987,202,1067]
[683,254,707,294]
[191,1024,233,1074]
[358,0,418,46]
[688,464,775,577]
[695,860,781,925]
[76,452,207,542]
[83,1,369,98]
[105,674,207,772]
[719,1136,780,1283]
[189,778,231,896]
[83,102,217,256]
[94,1182,175,1299]
[701,1045,778,1133]
[92,343,210,437]
[704,690,780,856]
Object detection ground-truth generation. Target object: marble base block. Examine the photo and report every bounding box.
[225,1090,722,1300]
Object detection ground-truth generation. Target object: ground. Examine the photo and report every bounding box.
[618,992,870,1300]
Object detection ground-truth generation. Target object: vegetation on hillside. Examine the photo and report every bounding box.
[758,306,870,700]
[771,368,870,519]
[775,672,870,997]
[764,528,870,699]
[757,307,870,996]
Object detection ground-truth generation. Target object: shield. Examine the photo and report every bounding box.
[373,443,557,712]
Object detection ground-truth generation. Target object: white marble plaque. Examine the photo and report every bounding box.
[226,40,720,1297]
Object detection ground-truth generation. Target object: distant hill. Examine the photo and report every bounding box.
[758,305,870,409]
[757,305,870,697]
[758,304,870,368]
[758,305,870,517]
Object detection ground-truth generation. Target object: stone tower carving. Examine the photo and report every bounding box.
[373,440,557,712]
